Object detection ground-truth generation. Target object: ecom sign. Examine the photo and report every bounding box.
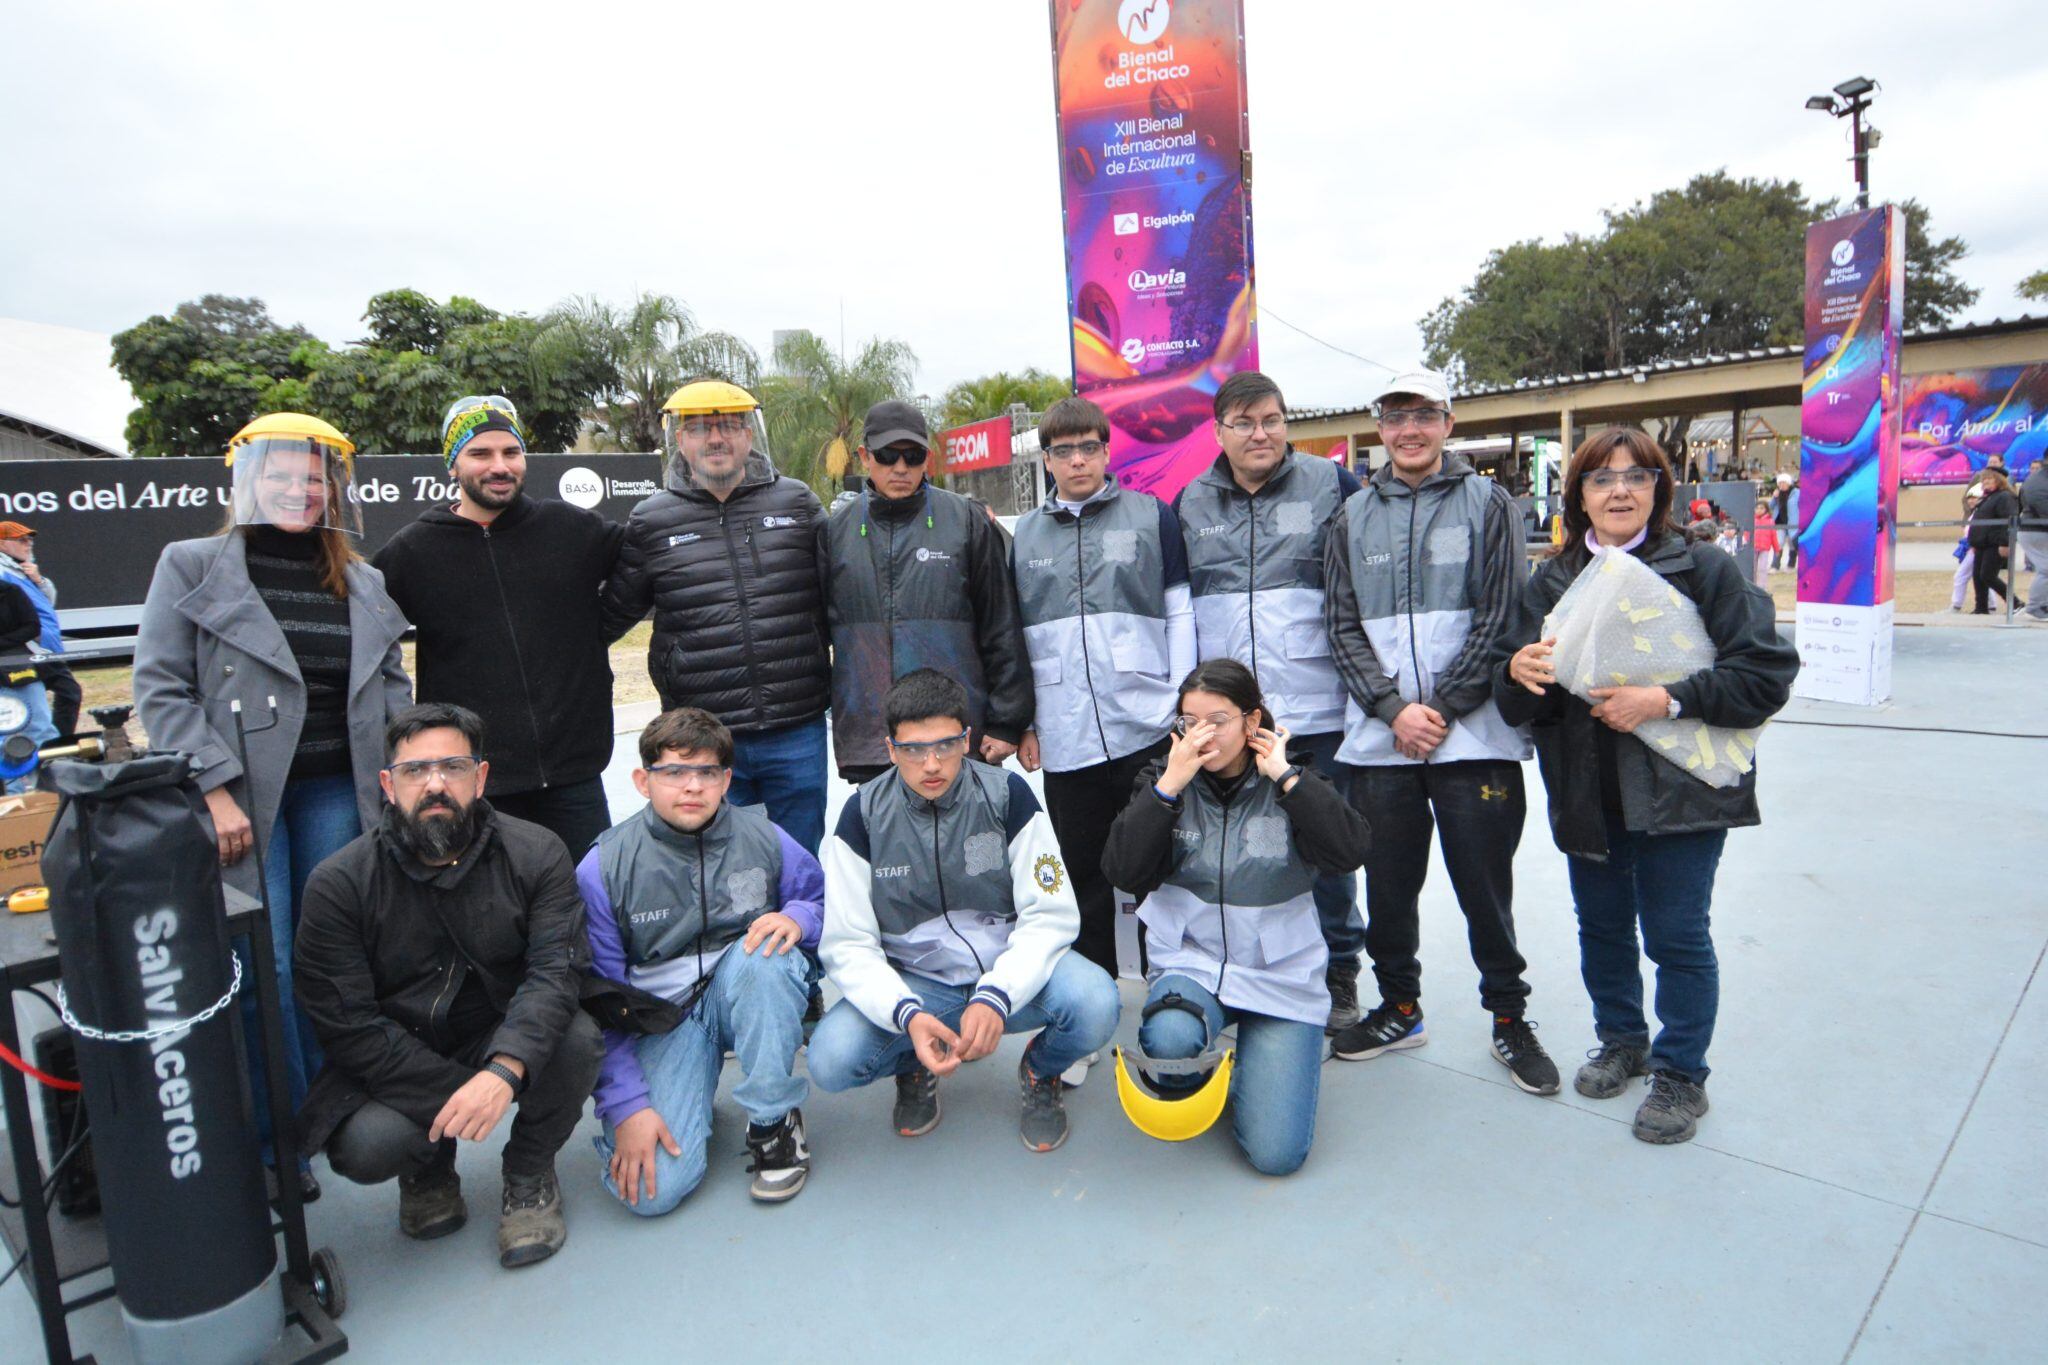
[940,416,1014,475]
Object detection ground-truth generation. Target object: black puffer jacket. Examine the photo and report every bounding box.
[1493,532,1798,860]
[600,452,828,731]
[1968,487,2017,549]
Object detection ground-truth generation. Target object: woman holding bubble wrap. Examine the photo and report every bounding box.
[1493,428,1795,1145]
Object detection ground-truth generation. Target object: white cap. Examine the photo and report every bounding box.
[1373,369,1452,410]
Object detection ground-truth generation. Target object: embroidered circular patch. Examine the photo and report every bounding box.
[1033,852,1065,894]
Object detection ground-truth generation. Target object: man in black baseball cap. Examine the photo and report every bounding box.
[817,400,1032,783]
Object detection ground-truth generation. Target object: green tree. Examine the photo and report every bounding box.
[534,292,758,452]
[112,296,318,456]
[759,330,919,491]
[2021,269,2048,302]
[936,368,1072,430]
[1422,173,1980,387]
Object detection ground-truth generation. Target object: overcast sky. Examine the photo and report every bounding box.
[5,0,2043,412]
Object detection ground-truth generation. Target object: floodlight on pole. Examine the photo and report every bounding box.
[1805,77,1879,210]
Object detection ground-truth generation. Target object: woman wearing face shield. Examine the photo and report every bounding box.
[135,412,413,1200]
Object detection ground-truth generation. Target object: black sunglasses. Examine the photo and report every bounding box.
[871,445,929,468]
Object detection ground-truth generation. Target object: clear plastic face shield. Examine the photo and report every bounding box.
[662,406,773,492]
[228,437,360,536]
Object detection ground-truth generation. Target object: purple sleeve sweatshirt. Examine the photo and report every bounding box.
[579,827,824,1126]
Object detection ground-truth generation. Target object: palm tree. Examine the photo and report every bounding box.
[534,292,758,451]
[759,330,918,491]
[936,368,1072,430]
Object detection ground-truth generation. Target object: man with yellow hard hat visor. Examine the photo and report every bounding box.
[226,412,362,538]
[659,380,774,495]
[1101,658,1370,1174]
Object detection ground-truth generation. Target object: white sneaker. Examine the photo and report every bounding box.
[1060,1052,1100,1088]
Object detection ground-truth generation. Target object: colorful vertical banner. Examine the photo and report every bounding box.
[1794,205,1903,706]
[1049,0,1257,500]
[1900,364,2048,484]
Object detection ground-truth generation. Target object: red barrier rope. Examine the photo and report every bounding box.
[0,1038,80,1091]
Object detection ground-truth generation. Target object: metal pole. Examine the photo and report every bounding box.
[1851,101,1870,210]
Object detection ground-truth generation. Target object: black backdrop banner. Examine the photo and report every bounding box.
[0,454,664,619]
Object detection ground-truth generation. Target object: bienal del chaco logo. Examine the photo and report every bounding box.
[1830,240,1855,268]
[1119,0,1170,44]
[558,467,604,509]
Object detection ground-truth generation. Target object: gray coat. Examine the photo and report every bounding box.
[134,533,412,894]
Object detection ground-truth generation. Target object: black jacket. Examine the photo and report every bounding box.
[1101,756,1368,899]
[292,802,587,1151]
[372,495,624,794]
[598,458,829,731]
[1969,487,2018,549]
[1492,532,1798,860]
[0,580,39,654]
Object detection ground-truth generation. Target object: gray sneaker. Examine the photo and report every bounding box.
[1633,1071,1709,1144]
[893,1064,941,1137]
[497,1166,566,1268]
[398,1150,465,1241]
[744,1108,811,1203]
[1575,1041,1650,1099]
[1324,957,1362,1034]
[1018,1056,1070,1153]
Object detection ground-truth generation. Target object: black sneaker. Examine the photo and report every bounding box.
[398,1146,465,1241]
[1633,1070,1709,1144]
[744,1109,811,1202]
[497,1166,565,1269]
[1332,1000,1426,1060]
[1324,957,1362,1034]
[1490,1015,1561,1095]
[1018,1056,1069,1153]
[1575,1040,1650,1099]
[893,1063,941,1137]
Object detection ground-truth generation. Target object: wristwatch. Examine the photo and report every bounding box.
[1665,694,1683,720]
[1277,763,1306,789]
[483,1060,525,1094]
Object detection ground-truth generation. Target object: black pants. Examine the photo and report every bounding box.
[326,1013,603,1183]
[39,662,79,739]
[491,776,613,863]
[1043,738,1171,976]
[1972,544,2010,613]
[1344,759,1531,1015]
[1292,730,1367,965]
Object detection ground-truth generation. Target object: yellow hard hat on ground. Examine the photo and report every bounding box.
[1112,1043,1235,1142]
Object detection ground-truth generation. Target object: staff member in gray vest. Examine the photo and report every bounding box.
[810,670,1120,1152]
[1173,371,1367,1033]
[818,400,1032,783]
[1013,396,1195,1014]
[1323,370,1559,1097]
[1103,659,1369,1174]
[579,708,821,1212]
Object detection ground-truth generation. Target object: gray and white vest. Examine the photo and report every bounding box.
[1177,451,1348,735]
[1334,471,1530,766]
[859,759,1017,987]
[824,485,987,770]
[1012,478,1175,771]
[597,800,784,1003]
[1139,771,1328,1026]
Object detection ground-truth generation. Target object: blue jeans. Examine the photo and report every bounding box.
[1,680,57,794]
[1293,730,1366,963]
[244,773,360,1161]
[1138,974,1323,1176]
[1567,814,1726,1083]
[729,716,827,856]
[593,943,810,1217]
[807,952,1121,1091]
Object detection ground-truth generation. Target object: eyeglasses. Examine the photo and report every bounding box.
[258,470,329,491]
[387,756,480,785]
[1583,468,1659,491]
[870,445,929,468]
[1173,710,1246,736]
[646,762,728,787]
[1220,415,1287,437]
[888,732,969,760]
[1376,407,1449,430]
[1046,439,1107,461]
[680,417,748,438]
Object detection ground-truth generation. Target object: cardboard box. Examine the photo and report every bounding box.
[0,791,59,898]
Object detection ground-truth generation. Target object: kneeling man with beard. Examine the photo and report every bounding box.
[294,703,601,1269]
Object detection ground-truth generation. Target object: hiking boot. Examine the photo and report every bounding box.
[1575,1040,1650,1099]
[497,1166,566,1269]
[1332,1000,1426,1060]
[893,1063,941,1137]
[398,1150,466,1241]
[1324,957,1362,1034]
[744,1109,811,1203]
[1491,1015,1561,1096]
[1633,1070,1709,1144]
[1060,1051,1100,1088]
[1018,1056,1069,1153]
